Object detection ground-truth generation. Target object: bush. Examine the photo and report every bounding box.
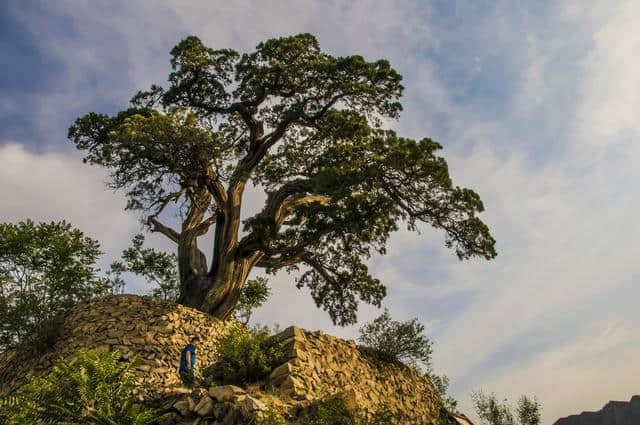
[203,326,286,385]
[358,309,432,366]
[305,396,395,425]
[0,349,169,425]
[260,406,288,425]
[310,396,354,425]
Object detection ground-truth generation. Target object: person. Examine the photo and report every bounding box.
[179,336,199,386]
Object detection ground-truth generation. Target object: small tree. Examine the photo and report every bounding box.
[0,220,113,351]
[358,309,432,366]
[471,391,541,425]
[109,233,181,302]
[236,276,270,325]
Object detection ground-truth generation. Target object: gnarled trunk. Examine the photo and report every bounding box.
[176,212,262,320]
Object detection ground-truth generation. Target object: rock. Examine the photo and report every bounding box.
[193,395,214,416]
[209,385,245,402]
[241,395,268,413]
[269,361,294,380]
[173,399,190,417]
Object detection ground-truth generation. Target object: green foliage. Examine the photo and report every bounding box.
[260,406,288,425]
[430,373,458,413]
[1,349,169,425]
[516,396,542,425]
[358,309,432,366]
[310,396,354,425]
[472,391,541,425]
[69,33,496,325]
[307,397,394,425]
[236,277,271,325]
[0,220,114,351]
[109,233,180,302]
[203,326,286,385]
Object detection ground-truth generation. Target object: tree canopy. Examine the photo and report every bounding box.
[69,33,496,325]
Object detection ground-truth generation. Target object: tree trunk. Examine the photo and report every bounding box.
[176,230,260,320]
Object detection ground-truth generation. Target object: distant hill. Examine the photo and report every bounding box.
[553,395,640,425]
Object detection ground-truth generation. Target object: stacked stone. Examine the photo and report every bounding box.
[266,326,441,424]
[0,294,236,396]
[159,384,270,425]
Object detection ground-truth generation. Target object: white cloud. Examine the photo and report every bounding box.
[0,143,139,271]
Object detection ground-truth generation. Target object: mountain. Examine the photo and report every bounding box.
[553,395,640,425]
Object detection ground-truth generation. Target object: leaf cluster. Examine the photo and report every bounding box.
[358,309,432,367]
[0,220,114,351]
[0,349,169,425]
[202,326,286,385]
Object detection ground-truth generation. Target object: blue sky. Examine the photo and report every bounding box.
[2,1,640,423]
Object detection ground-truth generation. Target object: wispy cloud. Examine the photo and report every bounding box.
[2,1,640,423]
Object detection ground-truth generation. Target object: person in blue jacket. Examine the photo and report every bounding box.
[179,336,199,386]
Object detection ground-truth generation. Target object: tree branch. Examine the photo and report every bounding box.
[147,217,180,243]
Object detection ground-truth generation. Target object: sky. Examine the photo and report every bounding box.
[1,1,639,423]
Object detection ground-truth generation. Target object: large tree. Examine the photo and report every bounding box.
[69,34,496,325]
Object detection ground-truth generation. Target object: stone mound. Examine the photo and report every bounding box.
[0,294,447,424]
[0,294,236,395]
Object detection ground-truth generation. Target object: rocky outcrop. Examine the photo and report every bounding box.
[0,294,449,424]
[553,396,640,425]
[262,325,441,423]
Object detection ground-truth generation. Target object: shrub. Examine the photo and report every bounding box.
[358,309,432,366]
[305,396,394,425]
[203,325,286,385]
[260,405,288,425]
[309,396,354,425]
[0,349,169,425]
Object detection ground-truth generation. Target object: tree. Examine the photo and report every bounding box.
[69,33,496,325]
[471,391,541,425]
[0,220,113,351]
[109,233,181,302]
[358,309,433,366]
[516,395,541,425]
[235,276,270,325]
[110,234,271,322]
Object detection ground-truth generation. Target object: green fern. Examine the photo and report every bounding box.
[1,349,170,425]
